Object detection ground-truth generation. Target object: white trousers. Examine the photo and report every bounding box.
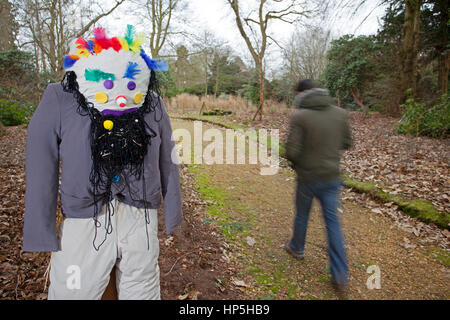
[48,199,160,300]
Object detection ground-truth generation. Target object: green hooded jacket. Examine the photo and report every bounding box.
[285,88,352,183]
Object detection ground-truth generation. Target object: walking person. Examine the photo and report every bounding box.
[284,79,352,293]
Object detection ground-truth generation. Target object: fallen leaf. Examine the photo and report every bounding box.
[232,278,249,288]
[246,236,255,247]
[177,293,189,300]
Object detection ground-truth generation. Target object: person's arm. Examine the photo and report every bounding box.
[292,93,302,109]
[342,113,353,150]
[285,112,303,167]
[158,98,183,234]
[23,85,61,252]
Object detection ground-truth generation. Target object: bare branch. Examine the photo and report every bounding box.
[267,34,283,49]
[75,0,125,38]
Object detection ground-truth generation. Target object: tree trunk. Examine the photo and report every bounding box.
[204,50,208,97]
[252,56,264,121]
[214,58,220,98]
[438,52,449,96]
[350,87,368,115]
[0,121,5,135]
[34,0,45,72]
[258,57,264,121]
[401,0,421,101]
[0,0,14,51]
[48,0,58,74]
[437,1,449,96]
[58,0,64,76]
[33,41,40,105]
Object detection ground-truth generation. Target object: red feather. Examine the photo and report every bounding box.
[95,38,112,50]
[75,37,89,50]
[111,37,122,52]
[92,27,107,39]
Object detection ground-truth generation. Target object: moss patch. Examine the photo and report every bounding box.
[430,249,450,267]
[344,178,376,193]
[248,262,298,299]
[187,165,252,239]
[343,175,449,230]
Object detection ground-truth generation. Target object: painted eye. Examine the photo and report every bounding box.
[104,80,114,89]
[127,81,136,91]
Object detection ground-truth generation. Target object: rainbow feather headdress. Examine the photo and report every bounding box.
[63,25,167,114]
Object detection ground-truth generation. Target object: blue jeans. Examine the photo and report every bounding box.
[289,180,349,285]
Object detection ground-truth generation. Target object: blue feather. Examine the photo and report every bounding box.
[140,49,169,71]
[64,55,78,68]
[123,62,141,79]
[87,40,95,53]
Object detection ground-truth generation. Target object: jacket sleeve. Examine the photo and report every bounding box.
[285,112,303,167]
[22,85,61,252]
[341,113,353,150]
[158,99,183,234]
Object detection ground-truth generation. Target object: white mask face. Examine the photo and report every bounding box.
[63,25,168,115]
[67,49,150,113]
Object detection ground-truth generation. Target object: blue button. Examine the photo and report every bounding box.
[112,175,120,183]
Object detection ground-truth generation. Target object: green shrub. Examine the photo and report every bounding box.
[422,95,450,137]
[0,99,35,126]
[396,90,449,138]
[183,84,205,96]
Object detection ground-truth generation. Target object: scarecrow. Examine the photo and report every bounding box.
[23,25,183,300]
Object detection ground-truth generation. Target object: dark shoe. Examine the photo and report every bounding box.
[284,241,304,260]
[331,277,349,299]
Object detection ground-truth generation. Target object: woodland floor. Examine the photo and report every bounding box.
[0,111,449,300]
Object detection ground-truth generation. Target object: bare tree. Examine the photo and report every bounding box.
[192,30,227,96]
[283,26,331,82]
[226,0,318,120]
[145,0,179,58]
[132,0,186,58]
[16,0,125,76]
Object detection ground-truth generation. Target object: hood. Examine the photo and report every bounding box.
[293,88,334,110]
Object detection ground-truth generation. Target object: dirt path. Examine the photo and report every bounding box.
[0,120,448,300]
[171,119,450,300]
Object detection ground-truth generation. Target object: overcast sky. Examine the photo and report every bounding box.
[183,0,386,43]
[102,0,387,69]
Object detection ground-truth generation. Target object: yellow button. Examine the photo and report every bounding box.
[103,120,113,130]
[95,92,108,104]
[133,92,143,104]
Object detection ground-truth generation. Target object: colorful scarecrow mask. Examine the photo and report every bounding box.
[61,25,168,251]
[64,25,167,115]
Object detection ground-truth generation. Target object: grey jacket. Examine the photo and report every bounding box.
[22,83,183,252]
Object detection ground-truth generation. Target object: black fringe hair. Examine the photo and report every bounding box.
[61,70,162,251]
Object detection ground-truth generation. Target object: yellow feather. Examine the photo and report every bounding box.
[134,32,146,46]
[129,43,140,53]
[128,33,146,53]
[76,48,90,58]
[118,37,129,51]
